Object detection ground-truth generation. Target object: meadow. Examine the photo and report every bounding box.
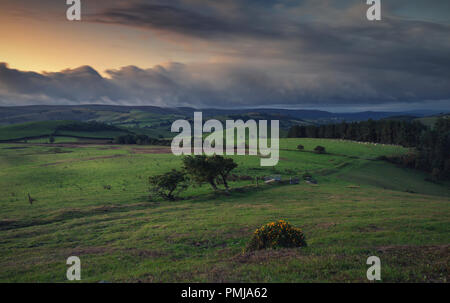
[0,138,448,282]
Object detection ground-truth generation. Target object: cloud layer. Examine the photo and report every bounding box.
[1,0,449,109]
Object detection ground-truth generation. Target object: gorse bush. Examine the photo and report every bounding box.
[246,220,307,252]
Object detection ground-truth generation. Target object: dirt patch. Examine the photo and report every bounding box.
[0,219,18,228]
[375,244,449,282]
[41,154,125,167]
[131,148,172,154]
[87,155,125,161]
[2,146,29,150]
[96,146,123,150]
[189,240,228,249]
[32,143,100,148]
[316,222,337,229]
[233,248,306,264]
[68,246,115,256]
[122,248,168,258]
[64,246,168,258]
[376,244,449,254]
[357,224,383,232]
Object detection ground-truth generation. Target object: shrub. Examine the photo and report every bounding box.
[149,169,188,201]
[245,220,307,252]
[314,146,326,154]
[297,144,304,150]
[302,172,312,180]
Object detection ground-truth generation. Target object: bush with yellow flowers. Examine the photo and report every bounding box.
[245,220,307,252]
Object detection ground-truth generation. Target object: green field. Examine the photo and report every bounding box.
[0,120,176,143]
[0,138,448,282]
[0,121,132,141]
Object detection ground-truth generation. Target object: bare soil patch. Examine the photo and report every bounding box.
[234,248,306,264]
[131,147,172,154]
[41,154,125,167]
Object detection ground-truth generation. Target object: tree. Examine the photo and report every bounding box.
[210,155,238,190]
[182,155,238,191]
[149,170,188,201]
[182,155,220,190]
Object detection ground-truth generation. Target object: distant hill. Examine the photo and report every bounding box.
[415,113,450,128]
[0,105,431,127]
[381,115,419,122]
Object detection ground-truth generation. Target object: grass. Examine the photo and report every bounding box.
[0,138,448,282]
[0,121,74,141]
[0,120,140,141]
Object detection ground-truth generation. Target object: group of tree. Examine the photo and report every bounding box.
[114,134,170,146]
[149,155,238,201]
[383,118,449,180]
[288,118,450,180]
[288,119,426,147]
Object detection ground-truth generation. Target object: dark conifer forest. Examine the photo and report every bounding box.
[288,118,450,180]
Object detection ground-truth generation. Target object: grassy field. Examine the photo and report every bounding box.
[0,121,74,141]
[0,121,132,141]
[0,138,448,282]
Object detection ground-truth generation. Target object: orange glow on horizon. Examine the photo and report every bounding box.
[0,12,188,76]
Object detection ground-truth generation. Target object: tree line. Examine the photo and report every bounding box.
[288,119,426,147]
[288,118,450,180]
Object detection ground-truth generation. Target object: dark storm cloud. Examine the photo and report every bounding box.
[1,0,449,109]
[90,1,279,39]
[1,57,449,108]
[89,0,450,82]
[0,64,124,105]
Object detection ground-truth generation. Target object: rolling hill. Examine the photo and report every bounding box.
[0,105,439,129]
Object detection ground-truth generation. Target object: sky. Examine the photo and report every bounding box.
[0,0,449,111]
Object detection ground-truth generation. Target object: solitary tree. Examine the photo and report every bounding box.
[149,169,188,201]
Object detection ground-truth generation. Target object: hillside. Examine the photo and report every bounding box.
[0,105,437,129]
[415,113,450,128]
[0,138,448,282]
[0,121,131,141]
